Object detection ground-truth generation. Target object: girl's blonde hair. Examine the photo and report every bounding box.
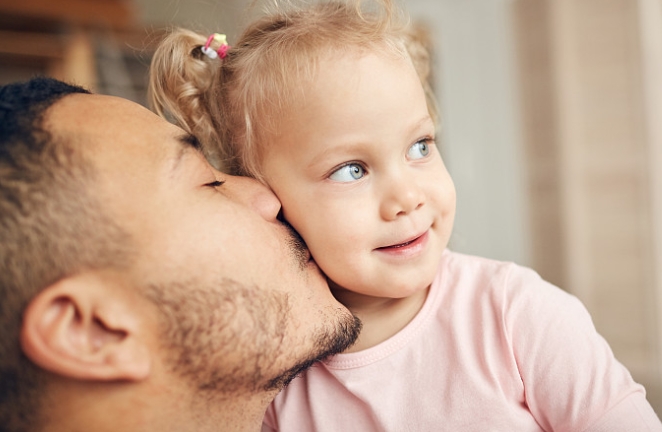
[149,0,437,181]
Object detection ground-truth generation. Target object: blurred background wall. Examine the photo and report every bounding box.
[1,0,661,415]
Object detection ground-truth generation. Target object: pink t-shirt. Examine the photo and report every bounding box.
[263,250,661,431]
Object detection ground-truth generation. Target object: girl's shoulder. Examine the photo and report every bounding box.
[436,249,580,316]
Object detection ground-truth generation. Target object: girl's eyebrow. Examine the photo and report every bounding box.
[308,140,371,167]
[408,115,435,135]
[308,114,435,170]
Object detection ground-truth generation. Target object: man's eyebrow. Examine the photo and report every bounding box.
[178,132,202,150]
[170,132,203,174]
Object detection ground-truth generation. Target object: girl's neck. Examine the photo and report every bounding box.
[330,283,430,353]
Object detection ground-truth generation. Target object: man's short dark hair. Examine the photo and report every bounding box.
[0,77,131,431]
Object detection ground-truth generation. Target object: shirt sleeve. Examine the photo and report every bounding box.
[584,393,662,432]
[262,403,277,431]
[503,265,662,431]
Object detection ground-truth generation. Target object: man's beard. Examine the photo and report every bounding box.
[280,217,309,271]
[265,313,361,391]
[262,220,361,388]
[147,280,360,395]
[144,220,360,395]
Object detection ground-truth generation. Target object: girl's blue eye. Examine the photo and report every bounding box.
[408,140,431,160]
[329,163,365,182]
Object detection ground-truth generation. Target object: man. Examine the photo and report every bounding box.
[0,77,361,432]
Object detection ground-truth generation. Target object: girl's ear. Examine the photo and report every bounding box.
[20,273,151,382]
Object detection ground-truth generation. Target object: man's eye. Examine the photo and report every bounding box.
[206,180,225,188]
[407,139,433,160]
[329,163,366,182]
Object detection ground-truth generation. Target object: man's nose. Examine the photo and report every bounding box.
[224,175,282,222]
[379,178,425,221]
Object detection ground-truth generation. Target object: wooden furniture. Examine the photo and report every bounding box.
[0,0,156,104]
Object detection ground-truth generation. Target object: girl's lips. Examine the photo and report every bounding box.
[374,230,429,256]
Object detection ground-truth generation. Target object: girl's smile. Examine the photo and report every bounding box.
[374,229,430,259]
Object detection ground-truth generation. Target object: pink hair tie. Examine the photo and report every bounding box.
[201,33,230,60]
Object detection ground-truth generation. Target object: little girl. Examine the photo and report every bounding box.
[148,0,662,430]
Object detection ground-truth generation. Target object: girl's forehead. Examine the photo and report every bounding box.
[254,47,419,163]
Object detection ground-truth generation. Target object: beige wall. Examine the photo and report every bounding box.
[514,0,662,411]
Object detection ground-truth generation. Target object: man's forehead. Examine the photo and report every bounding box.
[42,93,207,228]
[46,93,184,162]
[48,93,176,135]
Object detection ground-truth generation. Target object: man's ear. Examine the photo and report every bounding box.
[20,273,151,382]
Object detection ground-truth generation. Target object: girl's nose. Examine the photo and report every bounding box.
[379,179,425,221]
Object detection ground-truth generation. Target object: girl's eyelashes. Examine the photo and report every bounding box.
[328,162,366,183]
[407,138,434,160]
[325,137,434,183]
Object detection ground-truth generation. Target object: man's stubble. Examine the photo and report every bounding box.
[145,223,360,396]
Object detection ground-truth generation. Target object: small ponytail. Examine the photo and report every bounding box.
[148,28,229,169]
